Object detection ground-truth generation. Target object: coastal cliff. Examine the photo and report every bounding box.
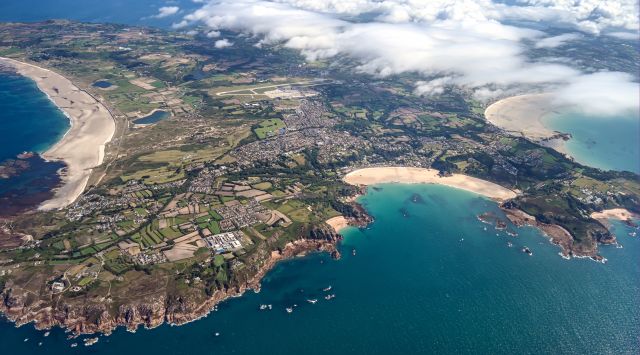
[0,237,341,336]
[500,204,612,261]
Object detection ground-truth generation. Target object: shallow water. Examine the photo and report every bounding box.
[2,184,638,354]
[543,110,640,173]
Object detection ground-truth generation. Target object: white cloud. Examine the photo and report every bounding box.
[214,38,234,48]
[154,6,180,19]
[606,31,639,40]
[553,72,640,116]
[180,0,639,113]
[206,30,221,38]
[534,33,582,48]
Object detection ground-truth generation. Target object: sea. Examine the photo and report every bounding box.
[0,0,201,28]
[0,71,68,215]
[1,184,638,354]
[542,110,640,173]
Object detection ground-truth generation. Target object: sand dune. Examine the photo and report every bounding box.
[0,57,116,210]
[344,167,517,201]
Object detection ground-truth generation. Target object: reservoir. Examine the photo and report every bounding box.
[133,110,170,125]
[92,80,113,88]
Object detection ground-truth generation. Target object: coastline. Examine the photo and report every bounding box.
[343,167,518,202]
[0,238,340,337]
[0,57,116,210]
[484,94,571,156]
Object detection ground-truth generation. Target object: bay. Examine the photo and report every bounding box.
[543,110,640,173]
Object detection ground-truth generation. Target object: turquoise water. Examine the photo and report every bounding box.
[2,184,638,354]
[543,111,640,173]
[0,72,70,161]
[133,110,169,125]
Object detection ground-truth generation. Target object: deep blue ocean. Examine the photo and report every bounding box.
[0,72,69,161]
[0,72,68,215]
[0,0,199,28]
[1,184,638,354]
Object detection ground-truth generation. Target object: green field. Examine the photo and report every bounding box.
[254,119,286,139]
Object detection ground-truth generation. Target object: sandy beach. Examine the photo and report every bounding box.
[326,216,349,233]
[344,167,517,201]
[484,94,558,140]
[591,208,638,222]
[0,57,116,210]
[484,94,572,155]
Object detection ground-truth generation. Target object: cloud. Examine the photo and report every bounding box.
[606,31,639,40]
[214,38,234,48]
[153,6,180,19]
[206,30,221,38]
[179,0,639,114]
[553,72,640,116]
[534,33,582,48]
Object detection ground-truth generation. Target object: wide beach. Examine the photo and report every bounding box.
[484,93,572,155]
[591,208,639,222]
[343,166,517,201]
[0,57,116,209]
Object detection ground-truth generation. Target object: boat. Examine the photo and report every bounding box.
[70,343,78,348]
[259,304,268,310]
[84,337,99,346]
[44,331,50,337]
[324,294,336,300]
[629,232,637,237]
[507,242,513,247]
[286,307,293,313]
[323,286,332,292]
[268,304,272,310]
[215,332,220,337]
[522,246,533,256]
[352,248,356,256]
[307,299,318,304]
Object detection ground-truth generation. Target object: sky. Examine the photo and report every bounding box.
[166,0,639,116]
